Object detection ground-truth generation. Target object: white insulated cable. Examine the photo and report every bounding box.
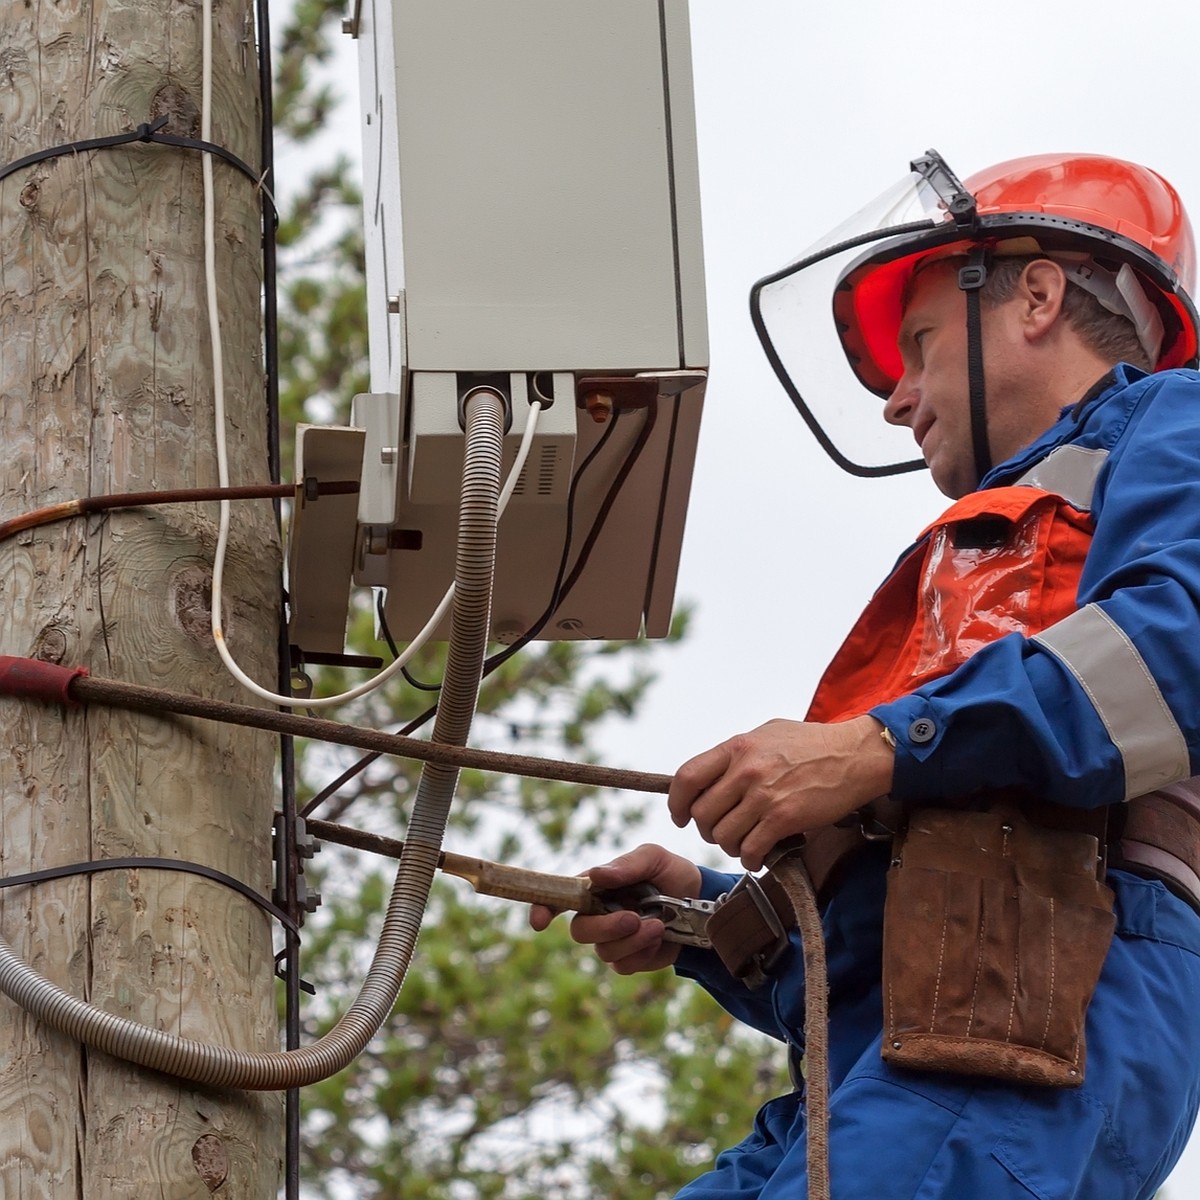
[209,394,542,709]
[198,3,542,712]
[199,15,543,711]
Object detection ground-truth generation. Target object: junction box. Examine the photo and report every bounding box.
[288,0,707,652]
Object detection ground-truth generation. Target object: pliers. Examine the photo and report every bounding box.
[304,818,720,946]
[593,882,718,948]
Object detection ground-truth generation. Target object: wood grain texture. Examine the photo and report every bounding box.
[0,0,282,1194]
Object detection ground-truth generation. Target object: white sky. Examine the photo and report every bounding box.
[290,1,1200,1192]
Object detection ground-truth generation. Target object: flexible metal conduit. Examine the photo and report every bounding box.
[0,388,506,1090]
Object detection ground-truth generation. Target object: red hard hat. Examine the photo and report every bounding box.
[834,153,1200,397]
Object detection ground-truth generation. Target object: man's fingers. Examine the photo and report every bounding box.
[586,855,654,890]
[589,918,667,966]
[528,904,560,932]
[710,800,763,860]
[570,909,643,947]
[528,845,697,978]
[586,844,701,901]
[668,742,731,827]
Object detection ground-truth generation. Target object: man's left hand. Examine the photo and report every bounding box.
[667,714,895,871]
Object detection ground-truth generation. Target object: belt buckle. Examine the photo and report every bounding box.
[725,872,790,979]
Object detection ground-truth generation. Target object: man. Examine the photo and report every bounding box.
[532,153,1200,1198]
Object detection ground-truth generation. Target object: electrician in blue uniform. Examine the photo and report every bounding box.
[532,152,1200,1198]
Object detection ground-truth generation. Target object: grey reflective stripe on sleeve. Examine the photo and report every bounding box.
[1014,445,1108,511]
[1033,605,1190,799]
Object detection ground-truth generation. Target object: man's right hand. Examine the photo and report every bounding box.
[529,843,702,975]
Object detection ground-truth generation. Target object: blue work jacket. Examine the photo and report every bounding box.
[674,365,1200,1199]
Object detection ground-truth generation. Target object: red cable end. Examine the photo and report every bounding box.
[0,656,89,705]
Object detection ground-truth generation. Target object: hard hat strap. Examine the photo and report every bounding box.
[959,247,993,485]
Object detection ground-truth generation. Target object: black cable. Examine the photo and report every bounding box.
[0,856,300,935]
[299,702,437,820]
[249,0,300,1188]
[485,402,653,671]
[375,590,441,692]
[300,404,649,819]
[0,116,277,213]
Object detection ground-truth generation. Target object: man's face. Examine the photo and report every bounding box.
[883,256,1083,497]
[884,260,980,498]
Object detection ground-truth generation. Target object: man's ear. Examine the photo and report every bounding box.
[1020,259,1068,341]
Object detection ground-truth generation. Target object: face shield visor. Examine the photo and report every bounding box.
[750,151,979,477]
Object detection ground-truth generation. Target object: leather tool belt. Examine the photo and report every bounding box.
[1107,779,1200,912]
[880,805,1114,1087]
[707,780,1200,991]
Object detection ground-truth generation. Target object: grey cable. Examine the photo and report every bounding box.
[0,389,505,1089]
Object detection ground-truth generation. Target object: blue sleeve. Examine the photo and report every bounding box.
[872,370,1200,809]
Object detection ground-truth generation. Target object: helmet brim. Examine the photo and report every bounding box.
[835,213,1200,397]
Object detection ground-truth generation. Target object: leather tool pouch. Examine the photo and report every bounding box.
[881,805,1115,1088]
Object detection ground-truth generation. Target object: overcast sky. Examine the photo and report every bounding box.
[289,1,1200,1191]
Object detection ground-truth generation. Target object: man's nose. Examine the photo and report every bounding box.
[883,376,917,427]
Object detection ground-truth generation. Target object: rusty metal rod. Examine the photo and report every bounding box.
[66,671,672,796]
[306,818,607,914]
[0,481,360,542]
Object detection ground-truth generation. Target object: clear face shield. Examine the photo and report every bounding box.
[750,151,977,477]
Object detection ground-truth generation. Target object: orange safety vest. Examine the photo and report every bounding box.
[806,486,1094,724]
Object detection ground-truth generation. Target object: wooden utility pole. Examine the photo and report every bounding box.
[0,2,282,1195]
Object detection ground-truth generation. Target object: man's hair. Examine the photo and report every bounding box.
[983,254,1152,370]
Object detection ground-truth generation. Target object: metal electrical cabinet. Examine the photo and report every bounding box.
[288,0,707,652]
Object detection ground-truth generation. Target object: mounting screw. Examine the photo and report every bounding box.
[295,817,320,860]
[581,390,613,424]
[296,875,323,915]
[364,525,390,556]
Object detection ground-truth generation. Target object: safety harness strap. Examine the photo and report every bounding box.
[709,788,1200,989]
[1109,780,1200,913]
[707,870,795,989]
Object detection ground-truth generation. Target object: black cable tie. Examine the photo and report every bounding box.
[0,854,300,936]
[273,949,316,995]
[0,119,277,216]
[138,116,170,141]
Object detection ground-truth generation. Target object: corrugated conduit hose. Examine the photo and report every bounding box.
[0,388,506,1090]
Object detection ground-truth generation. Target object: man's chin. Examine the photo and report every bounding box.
[927,455,970,499]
